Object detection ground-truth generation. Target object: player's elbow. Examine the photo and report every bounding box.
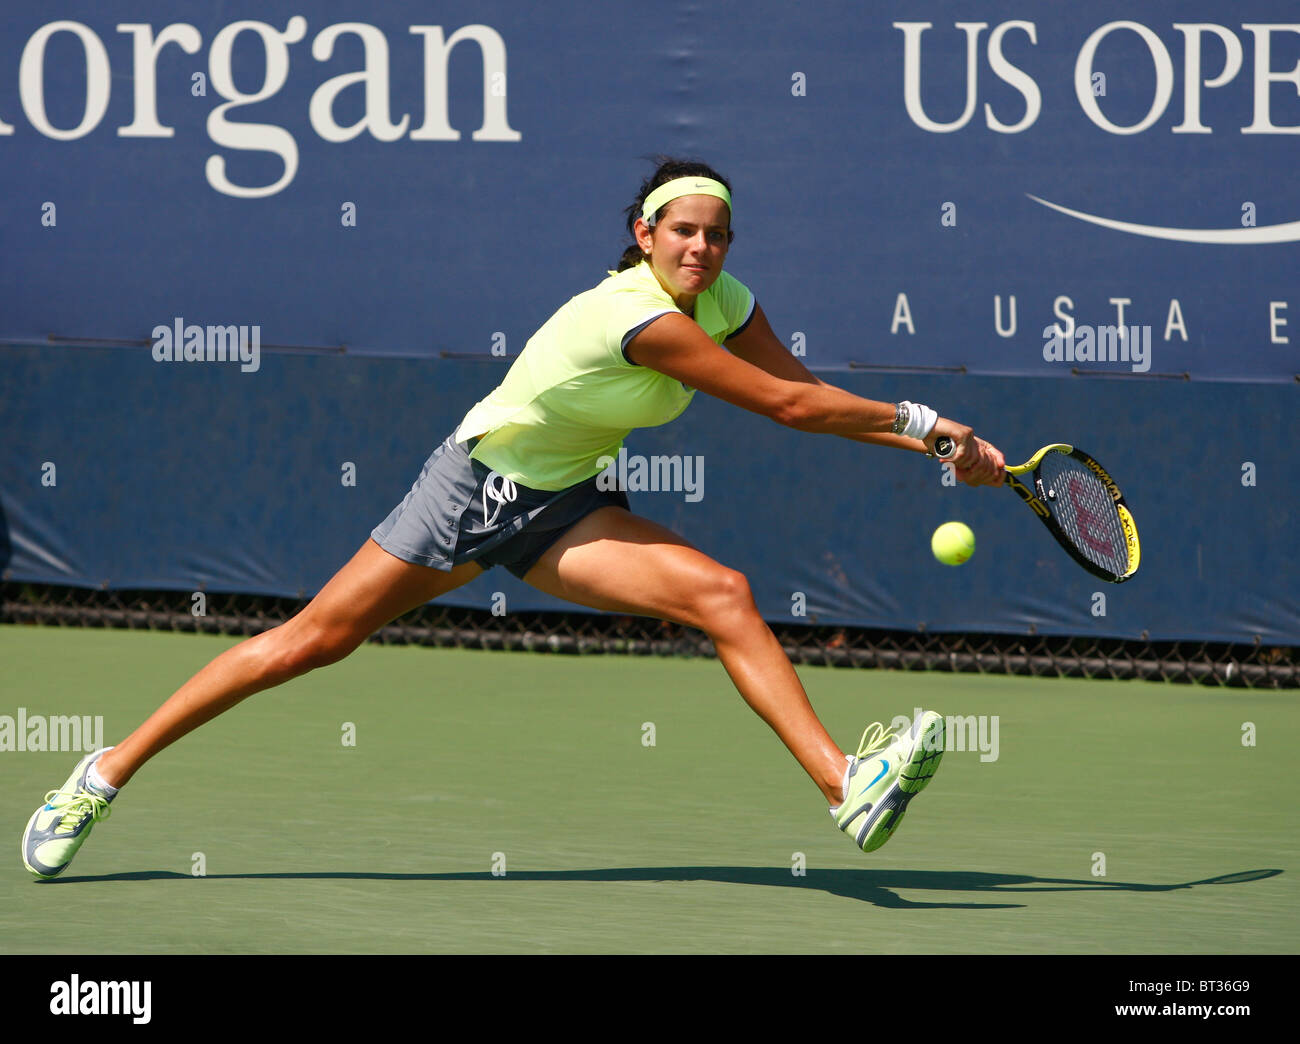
[769,383,817,429]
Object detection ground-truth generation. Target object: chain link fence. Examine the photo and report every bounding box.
[2,581,1295,687]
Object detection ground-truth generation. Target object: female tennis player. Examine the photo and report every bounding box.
[23,157,1005,878]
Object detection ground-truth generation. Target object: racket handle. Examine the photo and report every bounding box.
[933,435,957,461]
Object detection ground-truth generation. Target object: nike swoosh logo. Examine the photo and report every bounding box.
[1028,193,1300,245]
[839,759,892,822]
[837,759,899,826]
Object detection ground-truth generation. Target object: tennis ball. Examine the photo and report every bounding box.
[932,521,975,566]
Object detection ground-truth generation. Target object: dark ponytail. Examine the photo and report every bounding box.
[615,156,733,271]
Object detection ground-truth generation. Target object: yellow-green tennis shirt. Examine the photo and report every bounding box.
[453,261,755,490]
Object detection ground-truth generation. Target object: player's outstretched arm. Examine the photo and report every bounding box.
[628,310,895,433]
[719,303,1005,485]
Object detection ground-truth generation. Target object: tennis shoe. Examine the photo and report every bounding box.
[830,711,944,852]
[22,748,116,879]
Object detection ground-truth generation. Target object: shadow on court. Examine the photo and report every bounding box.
[41,867,1283,911]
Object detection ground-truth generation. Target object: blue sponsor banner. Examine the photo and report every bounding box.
[1,2,1296,644]
[1,2,1297,379]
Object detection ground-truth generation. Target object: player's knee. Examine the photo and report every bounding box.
[695,567,757,623]
[270,624,362,679]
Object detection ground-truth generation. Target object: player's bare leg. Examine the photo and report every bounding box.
[522,507,848,805]
[94,541,484,788]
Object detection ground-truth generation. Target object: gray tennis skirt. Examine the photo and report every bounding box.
[370,433,630,579]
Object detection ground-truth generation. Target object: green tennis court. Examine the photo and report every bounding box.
[1,624,1293,954]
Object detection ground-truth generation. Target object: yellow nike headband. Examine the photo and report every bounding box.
[641,177,732,226]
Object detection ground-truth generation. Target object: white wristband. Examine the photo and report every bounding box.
[899,401,938,441]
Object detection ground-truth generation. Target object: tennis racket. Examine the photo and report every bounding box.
[933,437,1140,583]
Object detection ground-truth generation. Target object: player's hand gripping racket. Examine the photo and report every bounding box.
[933,438,1140,583]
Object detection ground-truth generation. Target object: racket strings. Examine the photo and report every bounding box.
[1037,455,1130,575]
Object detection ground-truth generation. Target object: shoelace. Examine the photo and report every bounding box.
[853,721,899,762]
[42,787,112,835]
